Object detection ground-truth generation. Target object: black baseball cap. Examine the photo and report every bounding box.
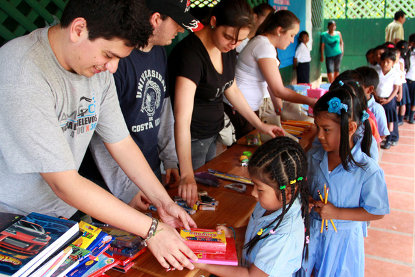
[146,0,204,32]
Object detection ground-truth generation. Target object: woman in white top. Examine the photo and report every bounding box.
[225,10,316,139]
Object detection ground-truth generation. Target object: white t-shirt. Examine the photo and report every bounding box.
[295,42,311,63]
[406,51,415,81]
[235,35,280,111]
[236,38,250,54]
[376,67,402,98]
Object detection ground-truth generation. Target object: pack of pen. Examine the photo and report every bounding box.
[208,169,253,185]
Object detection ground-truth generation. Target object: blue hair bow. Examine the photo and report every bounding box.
[327,97,348,115]
[361,110,369,122]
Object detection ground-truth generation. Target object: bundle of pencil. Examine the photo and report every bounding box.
[281,120,313,138]
[318,184,337,233]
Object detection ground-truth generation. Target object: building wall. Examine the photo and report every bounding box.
[322,18,415,72]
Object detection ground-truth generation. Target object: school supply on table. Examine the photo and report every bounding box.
[173,196,198,215]
[180,228,226,252]
[198,195,219,211]
[0,212,79,277]
[30,245,73,277]
[281,120,313,139]
[65,222,113,277]
[224,183,247,193]
[98,225,146,259]
[208,169,253,185]
[194,171,220,187]
[180,228,238,266]
[246,133,262,146]
[318,185,337,233]
[50,245,91,277]
[68,252,118,277]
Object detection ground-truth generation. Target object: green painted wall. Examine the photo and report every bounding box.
[322,18,415,72]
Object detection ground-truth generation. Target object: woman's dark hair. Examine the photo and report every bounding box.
[245,137,310,259]
[253,3,274,17]
[256,10,299,36]
[396,40,410,72]
[330,72,373,159]
[60,0,153,48]
[314,86,367,170]
[211,0,253,44]
[327,20,335,29]
[409,33,415,44]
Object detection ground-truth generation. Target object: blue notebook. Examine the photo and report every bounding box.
[0,212,78,277]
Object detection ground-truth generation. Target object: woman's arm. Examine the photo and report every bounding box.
[320,42,325,62]
[173,76,199,206]
[257,58,316,107]
[225,81,284,137]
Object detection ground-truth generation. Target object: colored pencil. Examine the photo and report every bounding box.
[317,188,337,232]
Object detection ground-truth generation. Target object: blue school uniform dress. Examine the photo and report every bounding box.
[243,199,304,277]
[298,144,389,277]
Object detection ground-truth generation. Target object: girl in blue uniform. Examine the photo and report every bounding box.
[298,85,390,277]
[196,137,310,277]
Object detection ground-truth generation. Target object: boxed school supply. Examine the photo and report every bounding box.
[180,228,226,252]
[192,237,238,266]
[307,88,328,115]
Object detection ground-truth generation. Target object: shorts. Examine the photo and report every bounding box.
[326,53,342,73]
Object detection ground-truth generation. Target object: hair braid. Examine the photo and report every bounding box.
[245,137,310,259]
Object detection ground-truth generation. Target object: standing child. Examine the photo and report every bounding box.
[375,49,402,149]
[355,66,390,141]
[406,33,415,123]
[395,40,410,125]
[196,136,310,277]
[294,31,312,84]
[298,87,389,277]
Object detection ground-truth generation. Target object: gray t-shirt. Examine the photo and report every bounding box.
[0,27,130,218]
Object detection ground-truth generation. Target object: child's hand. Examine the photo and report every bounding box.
[308,196,317,213]
[216,225,233,238]
[313,201,339,219]
[379,98,390,105]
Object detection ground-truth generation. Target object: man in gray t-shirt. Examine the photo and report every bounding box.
[0,0,197,271]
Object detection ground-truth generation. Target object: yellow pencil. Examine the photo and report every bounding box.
[318,188,337,232]
[318,189,325,233]
[324,187,329,231]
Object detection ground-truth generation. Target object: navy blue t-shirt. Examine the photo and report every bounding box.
[168,33,237,139]
[114,46,168,171]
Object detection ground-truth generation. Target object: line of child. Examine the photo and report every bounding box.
[195,81,389,276]
[366,34,415,149]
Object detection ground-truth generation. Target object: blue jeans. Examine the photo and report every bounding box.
[191,135,217,170]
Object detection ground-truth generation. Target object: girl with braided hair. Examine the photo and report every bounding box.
[297,87,389,277]
[195,136,310,277]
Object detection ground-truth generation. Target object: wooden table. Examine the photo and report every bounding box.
[107,143,259,277]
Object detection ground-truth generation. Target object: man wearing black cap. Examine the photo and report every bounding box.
[87,0,203,209]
